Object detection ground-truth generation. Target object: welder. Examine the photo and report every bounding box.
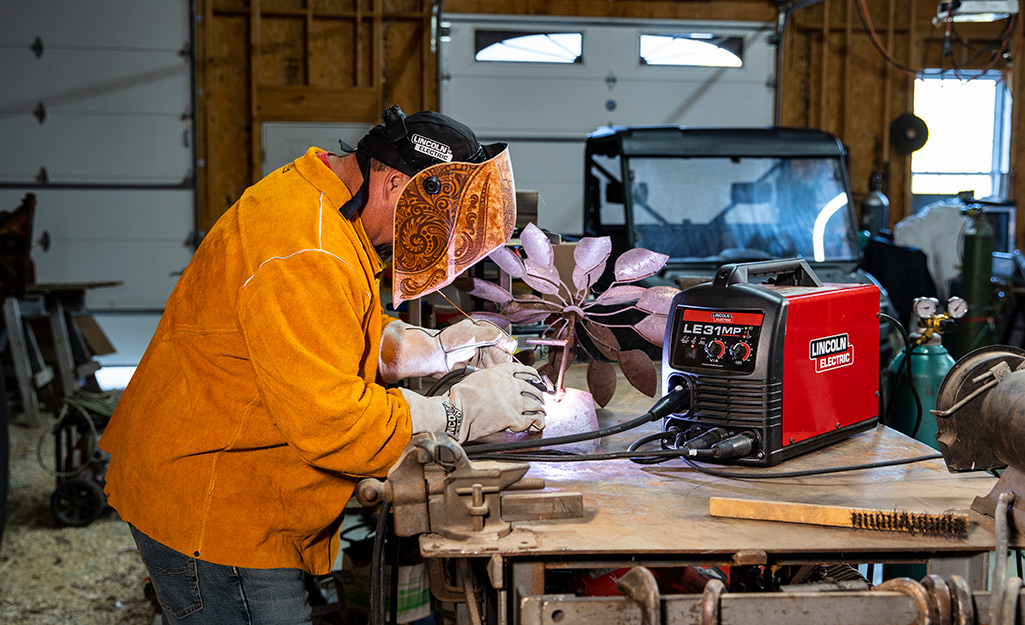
[99,106,545,625]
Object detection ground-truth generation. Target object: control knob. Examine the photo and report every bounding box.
[705,339,726,359]
[730,341,752,362]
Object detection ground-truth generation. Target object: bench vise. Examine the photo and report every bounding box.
[355,432,583,541]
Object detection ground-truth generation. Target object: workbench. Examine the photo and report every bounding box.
[417,366,1012,625]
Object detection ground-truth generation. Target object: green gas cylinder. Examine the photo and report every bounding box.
[886,340,954,449]
[954,204,994,358]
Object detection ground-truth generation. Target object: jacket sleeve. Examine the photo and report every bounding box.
[236,250,412,478]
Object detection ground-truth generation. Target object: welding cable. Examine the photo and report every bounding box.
[878,313,925,439]
[626,430,680,465]
[464,385,691,457]
[369,500,392,625]
[626,428,739,465]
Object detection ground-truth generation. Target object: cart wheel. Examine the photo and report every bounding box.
[51,478,106,527]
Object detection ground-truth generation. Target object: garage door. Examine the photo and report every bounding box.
[439,15,775,236]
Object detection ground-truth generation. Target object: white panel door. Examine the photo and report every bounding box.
[0,0,194,311]
[439,15,775,235]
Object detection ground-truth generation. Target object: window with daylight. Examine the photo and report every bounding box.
[474,31,582,63]
[639,33,744,67]
[911,71,1011,199]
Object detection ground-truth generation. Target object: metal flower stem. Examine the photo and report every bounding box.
[526,335,572,396]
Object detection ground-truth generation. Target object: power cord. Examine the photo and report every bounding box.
[678,453,943,479]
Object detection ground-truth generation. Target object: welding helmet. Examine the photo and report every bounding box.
[343,105,516,305]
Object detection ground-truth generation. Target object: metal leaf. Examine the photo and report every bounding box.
[618,349,658,397]
[468,277,514,305]
[469,312,512,330]
[522,258,562,295]
[502,296,558,312]
[613,248,669,283]
[489,245,524,278]
[581,319,620,361]
[502,297,559,323]
[506,309,553,324]
[520,222,554,266]
[589,285,645,307]
[571,236,612,292]
[636,286,679,315]
[633,313,669,346]
[587,359,618,408]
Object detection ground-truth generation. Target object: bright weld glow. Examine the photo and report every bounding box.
[540,386,593,434]
[812,192,848,262]
[542,387,569,412]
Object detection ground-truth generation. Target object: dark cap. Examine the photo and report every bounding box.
[355,105,488,176]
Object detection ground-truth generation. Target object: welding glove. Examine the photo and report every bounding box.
[379,318,517,384]
[400,362,546,443]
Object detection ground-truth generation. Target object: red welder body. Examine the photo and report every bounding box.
[661,259,880,466]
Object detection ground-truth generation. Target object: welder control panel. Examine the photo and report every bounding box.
[668,307,765,373]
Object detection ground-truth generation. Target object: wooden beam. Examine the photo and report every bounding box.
[250,0,261,189]
[255,87,382,121]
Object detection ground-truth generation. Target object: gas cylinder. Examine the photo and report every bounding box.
[859,173,890,237]
[954,204,994,358]
[887,341,954,449]
[886,297,964,448]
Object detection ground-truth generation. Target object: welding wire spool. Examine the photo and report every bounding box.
[708,496,969,538]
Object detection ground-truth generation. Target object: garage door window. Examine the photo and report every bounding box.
[639,34,744,67]
[474,31,582,63]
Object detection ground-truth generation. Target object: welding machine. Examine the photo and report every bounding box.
[660,259,880,466]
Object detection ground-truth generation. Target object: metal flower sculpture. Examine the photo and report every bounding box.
[463,223,679,407]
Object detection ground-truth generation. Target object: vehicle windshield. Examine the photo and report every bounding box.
[624,155,861,263]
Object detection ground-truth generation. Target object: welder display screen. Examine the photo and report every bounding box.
[668,307,764,373]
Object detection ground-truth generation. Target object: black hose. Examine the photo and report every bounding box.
[464,386,691,457]
[879,313,924,438]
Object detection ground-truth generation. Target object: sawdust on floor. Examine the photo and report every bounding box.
[1,418,156,625]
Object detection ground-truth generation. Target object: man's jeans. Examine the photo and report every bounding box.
[130,525,312,625]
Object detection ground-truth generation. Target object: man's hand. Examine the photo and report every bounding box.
[379,318,516,384]
[400,363,546,443]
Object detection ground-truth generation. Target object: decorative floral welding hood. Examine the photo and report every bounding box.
[392,143,515,305]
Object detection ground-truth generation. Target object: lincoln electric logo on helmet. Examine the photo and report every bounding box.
[411,133,453,163]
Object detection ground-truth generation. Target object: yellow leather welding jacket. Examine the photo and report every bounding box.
[391,144,515,304]
[99,147,412,574]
